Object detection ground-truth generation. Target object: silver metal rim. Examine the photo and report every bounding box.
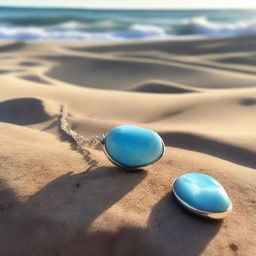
[101,131,165,170]
[172,178,232,219]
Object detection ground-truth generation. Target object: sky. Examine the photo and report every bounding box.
[0,0,255,9]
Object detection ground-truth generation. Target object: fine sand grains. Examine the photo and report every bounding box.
[0,37,256,256]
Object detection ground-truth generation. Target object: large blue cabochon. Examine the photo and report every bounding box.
[173,173,231,213]
[105,125,164,168]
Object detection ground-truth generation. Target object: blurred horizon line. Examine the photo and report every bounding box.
[0,5,256,11]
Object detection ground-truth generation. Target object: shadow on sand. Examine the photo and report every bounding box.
[0,165,221,256]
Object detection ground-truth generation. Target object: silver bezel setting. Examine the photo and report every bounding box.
[172,178,232,219]
[101,131,165,170]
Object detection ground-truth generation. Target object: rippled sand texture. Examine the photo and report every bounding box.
[0,36,256,256]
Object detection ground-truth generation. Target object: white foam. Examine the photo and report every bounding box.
[0,24,170,41]
[182,16,256,37]
[112,24,168,40]
[0,17,256,41]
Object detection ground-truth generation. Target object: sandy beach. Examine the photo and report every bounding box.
[0,36,256,255]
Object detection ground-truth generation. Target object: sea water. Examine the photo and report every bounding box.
[0,7,256,41]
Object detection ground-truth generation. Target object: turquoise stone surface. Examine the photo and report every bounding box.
[173,173,231,213]
[104,125,164,168]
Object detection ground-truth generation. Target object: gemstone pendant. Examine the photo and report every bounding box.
[172,173,232,219]
[102,125,165,169]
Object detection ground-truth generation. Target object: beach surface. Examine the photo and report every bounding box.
[0,36,256,255]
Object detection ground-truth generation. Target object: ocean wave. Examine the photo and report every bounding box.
[50,19,130,32]
[113,24,168,39]
[1,15,96,27]
[0,24,170,41]
[1,13,132,32]
[179,16,256,36]
[0,15,256,41]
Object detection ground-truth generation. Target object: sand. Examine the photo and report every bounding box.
[0,36,256,256]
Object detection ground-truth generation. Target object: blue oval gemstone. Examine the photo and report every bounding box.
[173,173,232,214]
[104,125,164,168]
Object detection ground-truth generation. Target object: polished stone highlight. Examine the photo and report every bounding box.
[173,173,232,218]
[104,125,164,168]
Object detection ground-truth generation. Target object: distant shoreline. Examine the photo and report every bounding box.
[0,8,255,41]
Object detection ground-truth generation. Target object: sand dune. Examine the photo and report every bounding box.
[44,53,256,90]
[0,36,256,256]
[132,80,199,93]
[68,35,256,55]
[0,41,26,52]
[19,74,52,85]
[215,54,256,67]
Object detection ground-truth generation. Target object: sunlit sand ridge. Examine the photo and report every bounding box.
[0,36,256,255]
